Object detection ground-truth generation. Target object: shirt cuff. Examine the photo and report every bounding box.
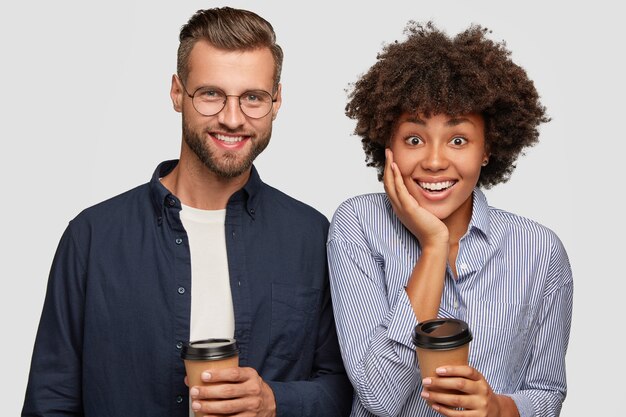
[384,287,418,349]
[266,380,301,417]
[508,393,535,417]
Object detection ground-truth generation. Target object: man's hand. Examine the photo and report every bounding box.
[189,366,276,417]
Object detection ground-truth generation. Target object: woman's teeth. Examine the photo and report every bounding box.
[418,180,455,192]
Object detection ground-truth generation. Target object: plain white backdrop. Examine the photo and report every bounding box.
[2,1,623,415]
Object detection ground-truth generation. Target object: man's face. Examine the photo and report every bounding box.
[171,41,281,178]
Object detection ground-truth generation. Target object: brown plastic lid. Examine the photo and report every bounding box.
[413,318,472,350]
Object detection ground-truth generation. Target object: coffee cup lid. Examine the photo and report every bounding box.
[413,318,472,350]
[181,338,239,360]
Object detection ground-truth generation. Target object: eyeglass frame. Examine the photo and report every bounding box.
[178,77,278,119]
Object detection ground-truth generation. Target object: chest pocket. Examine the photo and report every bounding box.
[465,301,531,392]
[269,283,321,361]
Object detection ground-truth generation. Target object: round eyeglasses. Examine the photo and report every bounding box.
[180,82,277,119]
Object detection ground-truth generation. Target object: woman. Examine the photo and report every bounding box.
[328,22,572,417]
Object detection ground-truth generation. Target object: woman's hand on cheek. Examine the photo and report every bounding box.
[384,148,449,248]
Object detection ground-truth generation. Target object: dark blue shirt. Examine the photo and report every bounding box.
[23,160,352,417]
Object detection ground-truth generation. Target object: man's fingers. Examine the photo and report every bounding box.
[201,366,247,383]
[192,396,251,415]
[193,367,262,400]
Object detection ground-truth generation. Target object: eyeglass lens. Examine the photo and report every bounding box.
[192,88,273,118]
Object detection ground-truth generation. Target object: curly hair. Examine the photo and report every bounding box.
[346,22,549,187]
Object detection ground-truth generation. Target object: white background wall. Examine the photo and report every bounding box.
[1,1,623,415]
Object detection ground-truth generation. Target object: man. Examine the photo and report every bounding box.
[22,7,352,417]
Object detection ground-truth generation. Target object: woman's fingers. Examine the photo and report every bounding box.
[384,149,402,214]
[391,161,415,210]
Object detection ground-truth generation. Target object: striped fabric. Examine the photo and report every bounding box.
[327,189,573,417]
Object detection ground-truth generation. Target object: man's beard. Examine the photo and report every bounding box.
[182,118,271,179]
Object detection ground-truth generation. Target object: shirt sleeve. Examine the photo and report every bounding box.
[266,280,353,417]
[266,260,353,417]
[509,235,574,417]
[326,202,420,417]
[22,222,87,416]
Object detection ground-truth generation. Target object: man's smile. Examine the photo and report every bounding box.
[213,133,247,144]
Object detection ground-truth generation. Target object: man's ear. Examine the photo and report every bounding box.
[271,83,282,120]
[170,74,184,113]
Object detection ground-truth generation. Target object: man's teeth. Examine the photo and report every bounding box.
[215,134,244,143]
[419,181,455,191]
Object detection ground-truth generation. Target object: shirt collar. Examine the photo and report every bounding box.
[226,164,262,219]
[149,160,263,219]
[150,160,178,220]
[468,188,491,243]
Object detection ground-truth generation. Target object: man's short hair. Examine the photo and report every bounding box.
[177,7,283,91]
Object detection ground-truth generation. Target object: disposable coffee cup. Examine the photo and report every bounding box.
[413,318,472,384]
[181,338,239,389]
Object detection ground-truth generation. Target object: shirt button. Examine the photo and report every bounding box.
[176,341,183,349]
[459,263,468,270]
[167,197,176,207]
[177,287,186,295]
[175,238,183,245]
[250,208,255,215]
[176,395,184,404]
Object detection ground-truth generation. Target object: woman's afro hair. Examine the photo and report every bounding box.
[346,22,549,187]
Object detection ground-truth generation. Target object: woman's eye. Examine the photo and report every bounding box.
[450,137,467,146]
[405,136,422,146]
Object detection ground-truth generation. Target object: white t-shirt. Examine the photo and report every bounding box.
[180,204,235,342]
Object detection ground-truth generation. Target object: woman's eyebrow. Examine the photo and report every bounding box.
[402,116,426,125]
[445,117,474,127]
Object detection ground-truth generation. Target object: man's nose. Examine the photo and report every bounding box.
[217,96,246,129]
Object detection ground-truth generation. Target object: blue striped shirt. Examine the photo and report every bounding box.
[327,189,573,417]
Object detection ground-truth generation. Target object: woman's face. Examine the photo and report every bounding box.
[389,112,488,229]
